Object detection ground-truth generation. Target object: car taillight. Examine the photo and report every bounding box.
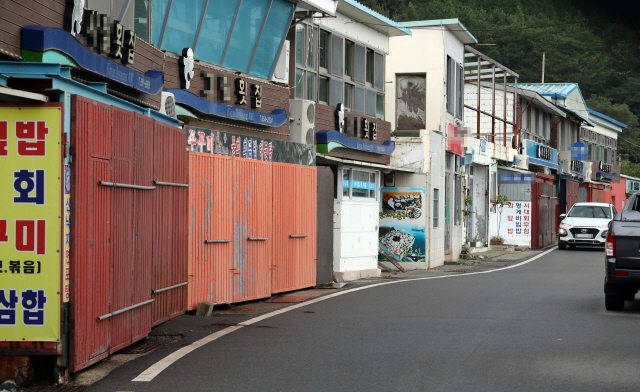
[606,232,615,258]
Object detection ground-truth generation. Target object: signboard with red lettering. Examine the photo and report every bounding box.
[0,104,62,341]
[499,201,531,247]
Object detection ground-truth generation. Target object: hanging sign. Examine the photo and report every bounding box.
[0,104,62,341]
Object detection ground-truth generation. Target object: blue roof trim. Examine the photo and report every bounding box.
[517,83,579,99]
[22,26,164,95]
[342,0,411,35]
[588,109,628,129]
[557,105,596,127]
[167,89,287,127]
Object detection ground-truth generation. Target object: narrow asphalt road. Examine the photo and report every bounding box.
[87,247,640,392]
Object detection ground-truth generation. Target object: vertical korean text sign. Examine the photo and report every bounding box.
[0,105,63,341]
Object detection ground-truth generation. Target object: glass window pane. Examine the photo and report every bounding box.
[374,52,384,89]
[366,49,374,84]
[352,170,369,198]
[376,93,384,116]
[307,26,315,69]
[342,168,351,197]
[354,44,365,83]
[306,72,315,101]
[331,35,343,76]
[330,79,343,107]
[250,0,293,78]
[295,69,304,99]
[369,172,377,198]
[196,0,240,66]
[319,30,329,69]
[366,90,376,117]
[134,0,149,42]
[344,83,353,109]
[319,76,329,103]
[161,0,207,53]
[151,0,171,47]
[354,87,365,114]
[345,40,354,78]
[224,0,270,73]
[295,24,305,67]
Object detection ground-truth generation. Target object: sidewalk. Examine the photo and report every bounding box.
[62,245,551,389]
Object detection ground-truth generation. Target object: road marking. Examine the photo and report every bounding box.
[133,246,557,382]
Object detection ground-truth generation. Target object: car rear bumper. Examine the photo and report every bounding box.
[605,258,640,289]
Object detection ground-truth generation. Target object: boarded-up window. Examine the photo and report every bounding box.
[396,74,426,130]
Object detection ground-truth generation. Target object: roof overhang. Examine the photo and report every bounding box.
[588,109,627,132]
[482,82,565,117]
[403,19,477,44]
[557,105,596,127]
[317,154,422,173]
[337,0,411,36]
[294,0,338,16]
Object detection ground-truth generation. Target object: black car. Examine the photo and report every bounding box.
[604,192,640,311]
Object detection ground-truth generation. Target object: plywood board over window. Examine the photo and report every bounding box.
[396,74,426,130]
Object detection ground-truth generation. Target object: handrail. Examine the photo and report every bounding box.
[97,299,155,321]
[98,181,156,190]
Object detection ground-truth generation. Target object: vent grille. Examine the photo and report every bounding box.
[164,95,176,118]
[306,102,315,123]
[305,128,314,145]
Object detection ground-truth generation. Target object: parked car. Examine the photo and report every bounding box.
[604,193,640,311]
[558,202,616,250]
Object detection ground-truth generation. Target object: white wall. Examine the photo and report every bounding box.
[315,12,390,53]
[429,131,446,267]
[333,199,380,272]
[390,137,428,173]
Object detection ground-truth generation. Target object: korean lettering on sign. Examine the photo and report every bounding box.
[0,106,62,341]
[85,10,136,64]
[202,74,262,109]
[501,202,531,239]
[536,145,552,161]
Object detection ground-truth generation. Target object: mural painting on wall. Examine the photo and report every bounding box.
[185,126,316,166]
[499,201,531,246]
[396,74,426,131]
[379,188,426,263]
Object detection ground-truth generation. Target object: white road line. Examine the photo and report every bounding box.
[133,246,557,382]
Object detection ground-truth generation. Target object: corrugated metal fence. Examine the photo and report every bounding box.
[70,96,187,372]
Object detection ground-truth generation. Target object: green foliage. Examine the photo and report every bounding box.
[491,235,504,242]
[493,195,509,239]
[621,160,640,178]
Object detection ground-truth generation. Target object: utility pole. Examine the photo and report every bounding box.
[541,52,545,83]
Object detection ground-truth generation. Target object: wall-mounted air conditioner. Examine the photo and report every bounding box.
[160,91,177,119]
[558,151,571,173]
[271,40,290,85]
[514,154,529,170]
[289,99,315,145]
[583,161,593,182]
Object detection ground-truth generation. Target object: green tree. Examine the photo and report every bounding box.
[402,2,419,21]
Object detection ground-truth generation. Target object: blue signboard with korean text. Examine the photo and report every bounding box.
[523,139,558,170]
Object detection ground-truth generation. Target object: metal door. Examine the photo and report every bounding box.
[188,153,234,309]
[233,158,273,302]
[272,163,301,293]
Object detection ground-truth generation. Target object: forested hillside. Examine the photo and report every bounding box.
[359,0,640,174]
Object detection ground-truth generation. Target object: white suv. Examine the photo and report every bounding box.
[558,202,617,250]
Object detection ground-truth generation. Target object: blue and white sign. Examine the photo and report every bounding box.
[523,139,558,170]
[344,180,376,190]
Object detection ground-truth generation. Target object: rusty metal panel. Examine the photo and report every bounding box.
[299,166,317,288]
[233,158,272,302]
[567,180,579,212]
[152,122,188,324]
[130,113,154,343]
[272,163,301,293]
[188,153,234,309]
[69,96,110,372]
[109,107,136,353]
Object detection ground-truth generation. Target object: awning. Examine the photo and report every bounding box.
[316,154,422,173]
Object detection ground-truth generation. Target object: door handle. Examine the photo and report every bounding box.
[248,237,268,241]
[290,235,307,238]
[204,240,232,243]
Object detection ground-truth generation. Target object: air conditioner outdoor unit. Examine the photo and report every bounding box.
[514,154,528,170]
[558,151,572,173]
[289,99,315,145]
[271,40,290,85]
[583,161,593,181]
[160,91,177,119]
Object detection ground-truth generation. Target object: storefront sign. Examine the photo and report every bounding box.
[499,201,531,247]
[168,89,286,127]
[571,160,584,173]
[63,166,71,303]
[316,130,395,155]
[22,26,164,95]
[379,188,426,262]
[523,139,558,170]
[335,105,378,141]
[185,126,315,166]
[536,145,552,161]
[191,65,263,109]
[598,161,611,173]
[0,105,62,341]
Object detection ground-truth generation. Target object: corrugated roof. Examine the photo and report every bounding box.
[517,83,580,99]
[588,109,628,129]
[400,19,477,44]
[339,0,411,36]
[557,105,596,127]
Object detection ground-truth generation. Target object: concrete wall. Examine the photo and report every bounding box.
[390,137,428,173]
[317,167,335,285]
[429,131,446,267]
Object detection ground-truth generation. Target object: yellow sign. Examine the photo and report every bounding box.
[0,105,62,341]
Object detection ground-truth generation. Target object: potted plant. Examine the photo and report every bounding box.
[490,235,504,246]
[470,235,483,247]
[491,194,509,246]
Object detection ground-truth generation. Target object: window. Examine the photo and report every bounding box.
[294,23,317,101]
[345,40,354,79]
[344,83,354,110]
[446,56,453,114]
[433,189,439,227]
[366,49,374,85]
[526,106,532,131]
[306,72,315,101]
[369,172,377,198]
[319,76,329,104]
[197,0,241,67]
[376,93,384,116]
[319,30,329,70]
[374,52,384,89]
[455,174,461,225]
[330,79,343,107]
[456,64,463,118]
[295,69,303,99]
[366,90,376,117]
[331,35,343,76]
[134,0,149,42]
[342,168,351,197]
[354,45,366,83]
[354,87,365,114]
